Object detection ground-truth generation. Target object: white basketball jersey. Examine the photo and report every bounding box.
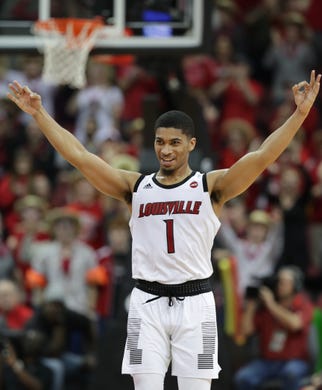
[129,171,221,284]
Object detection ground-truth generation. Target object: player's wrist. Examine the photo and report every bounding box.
[32,105,44,118]
[294,105,310,119]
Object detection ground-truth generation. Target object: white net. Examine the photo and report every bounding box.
[34,20,103,89]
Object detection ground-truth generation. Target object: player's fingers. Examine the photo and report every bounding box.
[12,80,23,91]
[292,82,303,95]
[296,81,309,90]
[22,86,37,98]
[310,69,315,86]
[6,91,23,105]
[23,86,32,94]
[6,91,16,102]
[315,73,321,87]
[292,84,298,94]
[8,81,23,97]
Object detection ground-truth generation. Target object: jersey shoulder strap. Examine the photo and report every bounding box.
[133,174,148,193]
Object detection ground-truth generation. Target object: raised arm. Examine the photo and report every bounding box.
[208,70,321,209]
[7,81,140,202]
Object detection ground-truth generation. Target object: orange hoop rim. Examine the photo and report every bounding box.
[34,17,105,37]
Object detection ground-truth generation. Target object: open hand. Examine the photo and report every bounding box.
[293,70,321,116]
[7,80,42,116]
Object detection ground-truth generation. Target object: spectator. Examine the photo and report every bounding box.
[181,34,235,137]
[243,0,283,83]
[216,195,248,239]
[67,59,124,146]
[211,0,245,53]
[215,208,283,299]
[26,287,97,390]
[121,117,145,159]
[284,0,322,36]
[267,164,312,272]
[29,173,52,207]
[263,11,317,104]
[65,171,105,250]
[0,279,33,333]
[217,118,257,170]
[234,266,314,390]
[0,99,27,177]
[5,195,49,294]
[115,55,159,132]
[23,118,57,181]
[30,207,97,317]
[0,148,36,231]
[0,329,53,390]
[75,114,100,155]
[209,56,264,129]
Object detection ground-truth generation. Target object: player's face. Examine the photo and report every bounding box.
[154,127,196,174]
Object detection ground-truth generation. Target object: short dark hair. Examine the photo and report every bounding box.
[154,110,195,138]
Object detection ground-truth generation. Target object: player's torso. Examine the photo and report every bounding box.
[129,171,221,283]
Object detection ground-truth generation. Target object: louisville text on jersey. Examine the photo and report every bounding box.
[138,200,202,217]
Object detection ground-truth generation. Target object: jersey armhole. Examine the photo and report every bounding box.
[133,174,145,193]
[202,173,208,192]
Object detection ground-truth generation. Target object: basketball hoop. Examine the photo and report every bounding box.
[33,18,104,89]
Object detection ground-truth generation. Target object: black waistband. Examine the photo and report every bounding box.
[135,276,213,297]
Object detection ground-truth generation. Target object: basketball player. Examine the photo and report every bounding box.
[7,70,321,390]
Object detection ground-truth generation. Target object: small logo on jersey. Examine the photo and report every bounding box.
[143,183,153,189]
[190,181,198,188]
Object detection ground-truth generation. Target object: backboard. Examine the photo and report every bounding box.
[0,0,211,54]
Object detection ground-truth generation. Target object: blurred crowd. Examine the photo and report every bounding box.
[0,0,322,389]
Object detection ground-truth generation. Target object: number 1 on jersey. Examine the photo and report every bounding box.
[163,219,175,253]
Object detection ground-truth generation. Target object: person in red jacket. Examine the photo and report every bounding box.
[6,195,49,297]
[0,279,33,331]
[234,266,314,390]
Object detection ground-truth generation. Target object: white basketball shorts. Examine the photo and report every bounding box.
[121,287,221,379]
